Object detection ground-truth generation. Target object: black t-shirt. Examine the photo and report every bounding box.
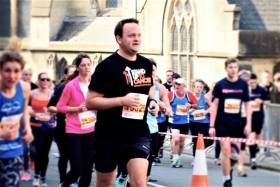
[213,77,250,124]
[250,85,270,120]
[88,52,153,142]
[163,83,172,92]
[47,84,66,132]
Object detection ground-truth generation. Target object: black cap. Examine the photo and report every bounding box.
[172,73,181,79]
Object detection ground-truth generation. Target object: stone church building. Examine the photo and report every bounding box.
[0,0,279,87]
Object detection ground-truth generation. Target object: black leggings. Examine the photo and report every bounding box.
[157,121,169,155]
[189,121,212,157]
[63,132,94,187]
[147,132,158,176]
[22,143,29,171]
[54,127,68,183]
[31,126,54,178]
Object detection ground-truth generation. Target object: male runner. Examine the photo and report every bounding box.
[209,58,251,187]
[248,73,270,169]
[86,18,158,187]
[163,70,173,91]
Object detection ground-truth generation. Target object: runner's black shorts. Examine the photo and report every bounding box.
[93,137,150,173]
[170,123,190,134]
[252,118,264,135]
[215,120,245,138]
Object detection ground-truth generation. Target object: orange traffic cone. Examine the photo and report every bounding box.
[190,134,210,187]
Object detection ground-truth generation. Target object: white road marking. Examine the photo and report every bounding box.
[147,182,166,187]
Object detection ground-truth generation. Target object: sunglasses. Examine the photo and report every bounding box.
[40,78,50,82]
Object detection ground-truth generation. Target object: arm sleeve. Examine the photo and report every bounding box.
[187,92,198,104]
[242,83,250,102]
[88,62,111,94]
[56,84,71,113]
[212,83,221,99]
[262,87,270,101]
[47,85,64,107]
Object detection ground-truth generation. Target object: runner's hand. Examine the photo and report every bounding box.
[79,102,87,112]
[149,101,159,116]
[209,127,215,137]
[22,127,34,144]
[186,103,191,110]
[169,112,174,117]
[121,93,140,108]
[158,101,166,109]
[0,126,18,140]
[244,124,251,136]
[255,98,263,104]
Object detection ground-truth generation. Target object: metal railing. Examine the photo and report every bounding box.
[257,104,280,161]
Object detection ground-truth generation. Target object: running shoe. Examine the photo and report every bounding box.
[223,180,232,187]
[191,159,194,167]
[42,182,48,187]
[70,183,78,187]
[32,178,40,187]
[171,157,178,167]
[114,174,128,187]
[21,171,31,181]
[158,148,163,158]
[213,159,221,165]
[251,161,257,170]
[152,157,161,166]
[176,158,183,168]
[237,170,248,177]
[148,178,157,182]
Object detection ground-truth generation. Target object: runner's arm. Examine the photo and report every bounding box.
[159,84,171,115]
[244,101,252,126]
[86,90,123,110]
[187,92,198,109]
[204,95,212,114]
[209,98,219,127]
[21,81,34,143]
[57,84,81,113]
[21,81,32,131]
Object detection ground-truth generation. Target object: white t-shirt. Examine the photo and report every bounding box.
[79,82,89,99]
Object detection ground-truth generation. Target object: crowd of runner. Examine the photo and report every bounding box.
[0,18,279,187]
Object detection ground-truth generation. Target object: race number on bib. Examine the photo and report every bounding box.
[122,94,148,120]
[176,105,188,115]
[78,111,96,129]
[193,109,205,120]
[35,113,51,121]
[224,99,241,114]
[250,101,260,112]
[0,114,22,140]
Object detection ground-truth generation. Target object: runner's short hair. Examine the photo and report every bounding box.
[225,57,238,68]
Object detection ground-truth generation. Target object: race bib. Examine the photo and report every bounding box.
[224,99,241,114]
[176,105,188,115]
[35,113,51,122]
[0,114,22,140]
[122,94,148,120]
[193,109,205,120]
[78,111,96,129]
[250,101,260,112]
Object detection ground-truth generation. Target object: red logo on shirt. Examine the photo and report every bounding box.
[222,89,243,93]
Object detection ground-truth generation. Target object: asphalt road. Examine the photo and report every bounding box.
[20,143,280,187]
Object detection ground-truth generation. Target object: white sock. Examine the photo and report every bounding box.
[177,155,181,159]
[173,154,179,159]
[251,158,256,162]
[223,176,230,182]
